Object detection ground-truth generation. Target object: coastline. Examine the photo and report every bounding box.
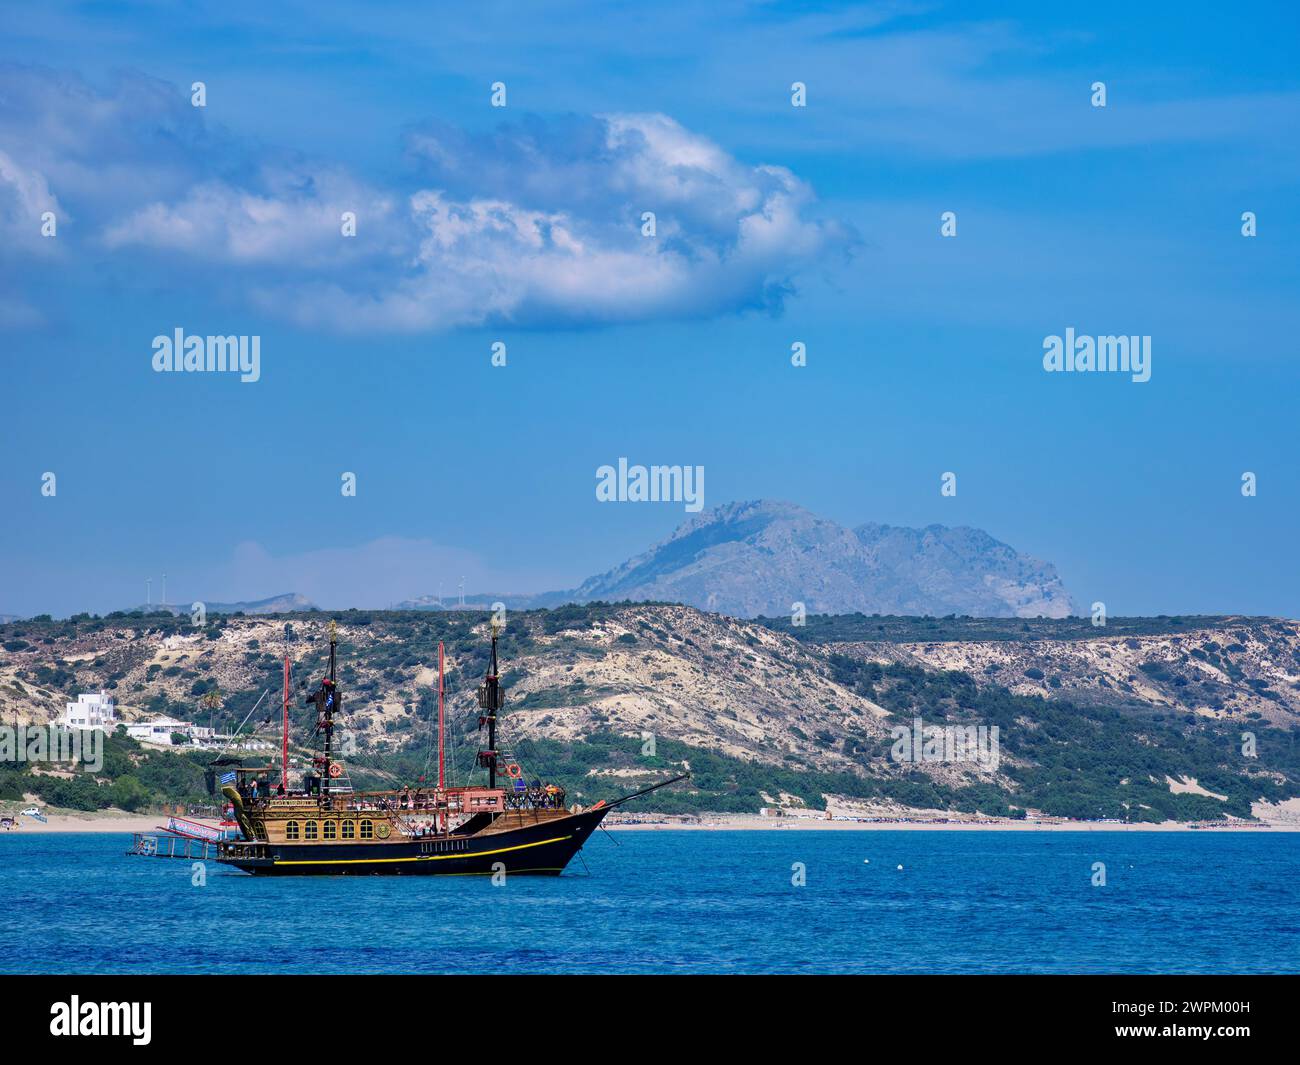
[0,813,185,834]
[3,810,1298,834]
[603,817,1299,832]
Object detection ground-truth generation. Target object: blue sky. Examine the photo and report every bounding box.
[1,1,1298,617]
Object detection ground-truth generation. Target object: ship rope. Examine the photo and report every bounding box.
[211,688,273,761]
[420,646,440,787]
[297,622,431,792]
[269,619,560,799]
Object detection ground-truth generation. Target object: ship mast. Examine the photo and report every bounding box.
[281,651,289,792]
[477,621,503,790]
[438,640,445,790]
[324,622,337,797]
[306,620,339,801]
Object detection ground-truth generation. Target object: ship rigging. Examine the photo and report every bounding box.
[213,620,685,875]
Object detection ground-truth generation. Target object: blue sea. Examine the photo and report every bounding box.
[1,830,1296,974]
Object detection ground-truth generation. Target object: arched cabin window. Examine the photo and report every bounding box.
[360,819,374,840]
[323,820,337,840]
[304,821,318,840]
[342,820,355,839]
[285,821,300,840]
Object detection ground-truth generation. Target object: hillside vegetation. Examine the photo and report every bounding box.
[2,605,1297,820]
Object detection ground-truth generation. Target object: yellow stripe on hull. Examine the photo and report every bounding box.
[272,834,573,867]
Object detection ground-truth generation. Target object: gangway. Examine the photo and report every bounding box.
[126,832,220,860]
[125,815,236,860]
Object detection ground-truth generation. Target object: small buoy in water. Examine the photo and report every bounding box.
[897,864,904,871]
[863,859,869,864]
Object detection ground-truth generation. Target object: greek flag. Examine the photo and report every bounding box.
[220,771,237,785]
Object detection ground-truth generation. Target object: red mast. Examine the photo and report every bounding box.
[438,641,445,790]
[282,653,290,791]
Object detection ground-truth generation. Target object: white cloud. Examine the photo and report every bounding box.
[0,148,61,252]
[0,65,213,213]
[0,64,851,333]
[258,113,852,331]
[103,167,400,267]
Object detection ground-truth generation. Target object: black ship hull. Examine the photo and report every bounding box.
[216,805,610,876]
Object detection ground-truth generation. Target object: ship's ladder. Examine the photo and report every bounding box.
[326,762,355,794]
[494,742,529,797]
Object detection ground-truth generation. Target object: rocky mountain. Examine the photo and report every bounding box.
[98,503,1074,623]
[0,606,891,775]
[566,500,1078,619]
[822,618,1300,728]
[125,593,318,616]
[2,607,1296,820]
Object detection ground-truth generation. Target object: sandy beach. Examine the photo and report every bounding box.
[0,812,199,834]
[599,797,1300,832]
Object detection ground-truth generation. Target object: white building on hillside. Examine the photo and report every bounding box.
[126,717,217,746]
[62,692,117,731]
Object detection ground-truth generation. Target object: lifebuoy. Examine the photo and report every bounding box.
[506,763,522,779]
[328,763,342,778]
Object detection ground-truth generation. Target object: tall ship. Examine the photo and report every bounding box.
[215,622,684,876]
